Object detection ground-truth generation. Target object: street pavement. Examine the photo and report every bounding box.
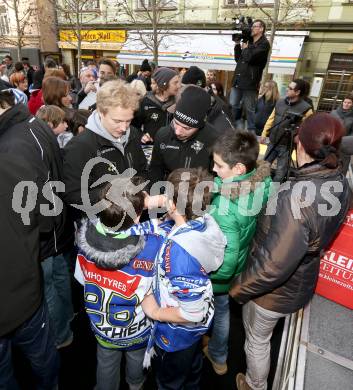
[14,288,283,389]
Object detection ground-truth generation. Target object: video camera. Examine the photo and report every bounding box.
[232,16,253,43]
[285,111,304,125]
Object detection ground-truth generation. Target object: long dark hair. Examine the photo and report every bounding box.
[42,77,70,108]
[211,81,225,98]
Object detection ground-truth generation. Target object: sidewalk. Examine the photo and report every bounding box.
[13,298,283,389]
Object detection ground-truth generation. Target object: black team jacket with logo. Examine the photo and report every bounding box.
[148,122,219,185]
[132,92,175,140]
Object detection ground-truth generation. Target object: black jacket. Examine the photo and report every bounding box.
[148,122,219,185]
[0,155,43,336]
[340,135,353,175]
[0,78,11,90]
[132,92,175,140]
[26,66,35,88]
[230,162,352,314]
[233,34,270,90]
[254,96,276,136]
[0,104,73,261]
[331,106,353,136]
[62,126,147,217]
[207,95,234,133]
[268,97,312,146]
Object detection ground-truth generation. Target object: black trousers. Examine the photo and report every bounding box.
[153,340,203,390]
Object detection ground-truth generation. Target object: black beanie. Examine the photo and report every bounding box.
[140,59,152,72]
[152,67,178,88]
[32,69,44,90]
[174,86,211,129]
[182,66,206,88]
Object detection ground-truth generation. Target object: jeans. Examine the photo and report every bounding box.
[207,294,230,364]
[264,144,289,183]
[42,252,74,346]
[242,301,286,390]
[0,301,59,390]
[96,343,145,390]
[154,341,203,390]
[229,87,257,131]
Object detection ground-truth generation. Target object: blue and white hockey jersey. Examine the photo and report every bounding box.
[129,214,226,352]
[75,219,163,351]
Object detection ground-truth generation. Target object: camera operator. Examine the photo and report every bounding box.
[261,79,314,182]
[230,19,270,131]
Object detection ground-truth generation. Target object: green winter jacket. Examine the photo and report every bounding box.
[210,161,272,294]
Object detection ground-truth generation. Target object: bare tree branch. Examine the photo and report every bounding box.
[50,0,102,73]
[0,0,39,59]
[115,0,184,65]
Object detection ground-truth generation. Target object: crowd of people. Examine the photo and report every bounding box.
[1,18,353,390]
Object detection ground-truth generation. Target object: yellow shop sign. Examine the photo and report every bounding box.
[59,30,126,43]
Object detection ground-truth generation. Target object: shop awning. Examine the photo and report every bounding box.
[117,30,309,74]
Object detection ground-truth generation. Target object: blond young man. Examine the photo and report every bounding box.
[63,80,147,218]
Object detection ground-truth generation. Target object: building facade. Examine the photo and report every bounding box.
[1,0,352,107]
[57,1,310,88]
[297,0,353,111]
[0,0,58,65]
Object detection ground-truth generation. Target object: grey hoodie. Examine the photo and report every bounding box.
[86,110,130,155]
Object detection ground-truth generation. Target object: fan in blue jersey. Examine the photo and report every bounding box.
[140,168,227,390]
[75,176,164,390]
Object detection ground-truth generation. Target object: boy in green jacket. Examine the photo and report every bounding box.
[203,130,272,375]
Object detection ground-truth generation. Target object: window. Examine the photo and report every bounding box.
[83,0,100,10]
[61,0,100,11]
[224,0,246,5]
[0,8,10,36]
[253,0,274,5]
[137,0,177,9]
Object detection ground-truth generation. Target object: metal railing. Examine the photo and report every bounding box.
[272,310,304,390]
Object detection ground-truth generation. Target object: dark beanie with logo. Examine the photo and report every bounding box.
[140,59,152,72]
[181,66,206,88]
[174,85,211,129]
[152,67,178,88]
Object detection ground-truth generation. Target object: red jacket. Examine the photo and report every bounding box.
[28,89,43,115]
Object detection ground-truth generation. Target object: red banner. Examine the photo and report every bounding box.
[77,254,141,297]
[316,210,353,310]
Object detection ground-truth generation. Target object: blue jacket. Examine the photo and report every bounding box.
[129,215,226,352]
